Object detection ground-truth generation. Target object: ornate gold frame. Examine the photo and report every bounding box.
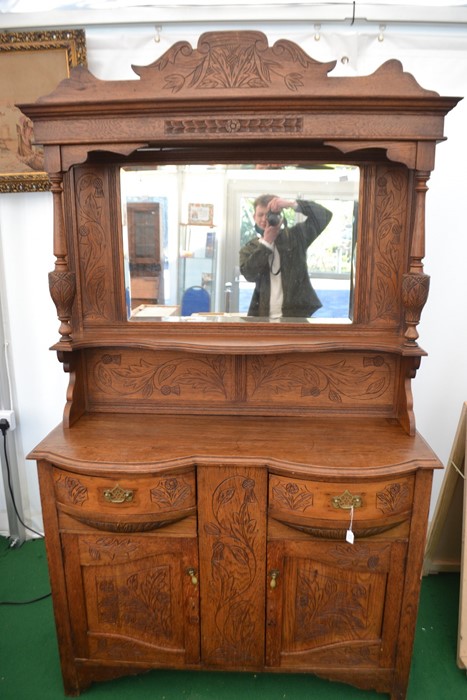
[0,29,87,193]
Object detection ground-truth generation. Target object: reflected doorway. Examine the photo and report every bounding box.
[127,202,164,308]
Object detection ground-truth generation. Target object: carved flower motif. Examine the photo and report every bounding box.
[164,478,178,492]
[226,119,241,132]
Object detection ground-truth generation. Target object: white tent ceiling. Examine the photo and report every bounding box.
[1,1,466,28]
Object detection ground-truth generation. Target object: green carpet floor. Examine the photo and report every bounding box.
[1,536,465,699]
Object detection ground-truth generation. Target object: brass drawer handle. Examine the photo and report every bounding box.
[103,484,134,504]
[331,489,362,510]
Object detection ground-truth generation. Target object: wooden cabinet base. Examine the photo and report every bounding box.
[31,413,438,700]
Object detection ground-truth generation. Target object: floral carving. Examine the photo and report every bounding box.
[150,477,193,510]
[84,536,140,561]
[372,169,407,322]
[96,567,172,637]
[271,479,313,512]
[144,33,327,93]
[295,567,368,644]
[125,569,172,635]
[329,543,390,570]
[94,353,228,398]
[55,474,88,505]
[76,173,110,320]
[204,475,259,663]
[376,482,411,514]
[249,354,391,403]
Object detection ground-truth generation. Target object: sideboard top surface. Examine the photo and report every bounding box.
[29,413,441,476]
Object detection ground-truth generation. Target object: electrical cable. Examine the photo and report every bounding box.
[0,421,44,538]
[0,420,51,604]
[0,592,51,606]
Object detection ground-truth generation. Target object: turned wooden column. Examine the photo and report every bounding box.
[402,170,431,345]
[48,172,76,345]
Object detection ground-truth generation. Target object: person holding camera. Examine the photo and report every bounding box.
[239,194,333,319]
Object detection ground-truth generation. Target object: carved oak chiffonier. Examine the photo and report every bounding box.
[25,31,459,699]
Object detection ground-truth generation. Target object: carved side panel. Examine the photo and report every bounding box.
[197,465,267,667]
[368,166,409,326]
[74,167,118,323]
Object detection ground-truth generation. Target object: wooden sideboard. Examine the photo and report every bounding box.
[25,31,460,699]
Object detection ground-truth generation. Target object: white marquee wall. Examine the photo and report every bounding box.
[0,15,466,536]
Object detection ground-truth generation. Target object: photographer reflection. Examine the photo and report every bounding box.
[239,195,332,319]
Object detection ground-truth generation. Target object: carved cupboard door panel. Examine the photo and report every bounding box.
[266,537,407,670]
[197,465,267,668]
[62,532,200,666]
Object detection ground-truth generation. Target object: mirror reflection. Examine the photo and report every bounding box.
[120,163,359,323]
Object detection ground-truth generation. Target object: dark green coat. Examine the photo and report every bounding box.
[239,200,332,318]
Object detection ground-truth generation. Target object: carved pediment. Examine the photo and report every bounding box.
[34,30,439,106]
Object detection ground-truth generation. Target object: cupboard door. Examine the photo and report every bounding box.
[197,465,267,668]
[266,537,406,670]
[63,532,200,666]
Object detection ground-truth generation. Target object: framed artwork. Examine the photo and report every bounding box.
[188,203,214,226]
[0,29,87,193]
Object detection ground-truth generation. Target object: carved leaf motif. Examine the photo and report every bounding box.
[250,356,390,403]
[284,72,305,91]
[123,568,172,637]
[330,543,371,568]
[84,536,139,561]
[76,173,110,320]
[150,477,192,510]
[94,354,228,398]
[376,482,410,514]
[56,475,88,505]
[205,475,259,662]
[205,522,221,537]
[376,261,393,279]
[152,40,193,72]
[158,364,177,383]
[372,169,407,322]
[147,34,326,94]
[366,377,387,395]
[296,568,367,642]
[271,480,313,511]
[164,73,185,93]
[272,39,324,69]
[374,278,396,319]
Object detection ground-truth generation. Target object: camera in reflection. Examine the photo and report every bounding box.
[266,210,282,226]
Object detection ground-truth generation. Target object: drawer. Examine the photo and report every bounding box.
[268,473,414,539]
[52,466,196,532]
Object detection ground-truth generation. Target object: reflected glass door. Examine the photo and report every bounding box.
[127,202,163,309]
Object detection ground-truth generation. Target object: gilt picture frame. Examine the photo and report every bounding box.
[0,29,87,193]
[188,203,214,226]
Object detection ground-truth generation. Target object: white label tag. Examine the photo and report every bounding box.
[346,528,355,545]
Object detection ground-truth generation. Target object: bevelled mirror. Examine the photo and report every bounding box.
[121,162,359,323]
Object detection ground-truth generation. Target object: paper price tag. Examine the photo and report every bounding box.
[345,506,355,545]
